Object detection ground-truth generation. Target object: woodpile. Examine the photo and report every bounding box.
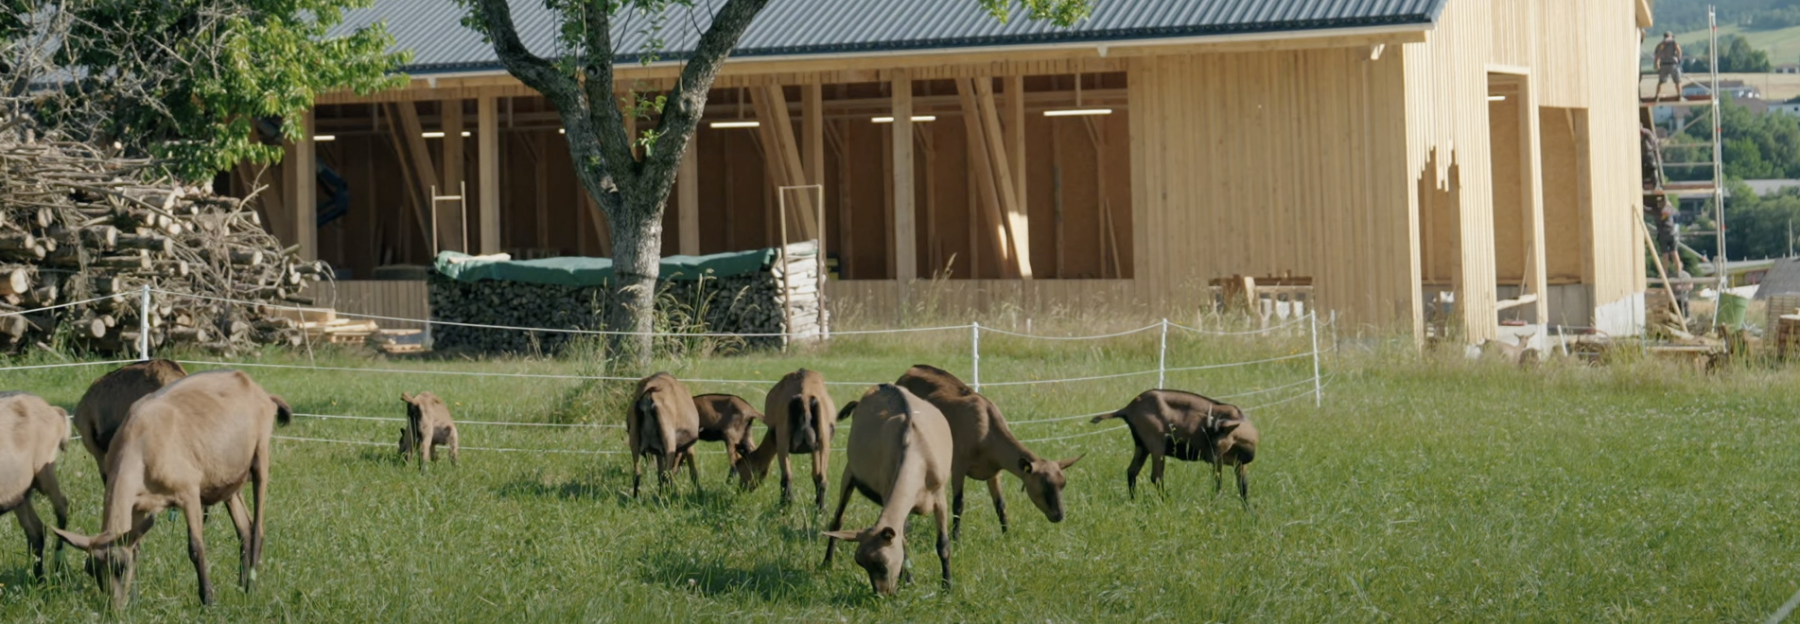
[0,118,328,354]
[428,241,827,355]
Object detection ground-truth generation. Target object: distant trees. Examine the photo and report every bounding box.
[1681,35,1773,73]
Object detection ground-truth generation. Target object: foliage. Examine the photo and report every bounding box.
[1680,35,1773,72]
[1721,180,1800,260]
[1668,94,1800,181]
[0,0,409,181]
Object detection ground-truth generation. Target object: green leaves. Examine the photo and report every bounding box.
[977,0,1092,27]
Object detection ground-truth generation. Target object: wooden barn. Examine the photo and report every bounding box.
[248,0,1655,343]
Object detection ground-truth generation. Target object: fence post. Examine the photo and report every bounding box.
[1309,311,1322,408]
[1157,318,1169,388]
[971,322,981,392]
[137,284,151,361]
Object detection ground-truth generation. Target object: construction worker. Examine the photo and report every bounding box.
[1653,33,1683,102]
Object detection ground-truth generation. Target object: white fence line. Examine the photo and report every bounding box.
[0,293,130,318]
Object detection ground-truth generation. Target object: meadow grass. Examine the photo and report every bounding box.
[0,328,1796,623]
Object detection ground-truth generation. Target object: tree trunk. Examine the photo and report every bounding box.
[604,205,662,368]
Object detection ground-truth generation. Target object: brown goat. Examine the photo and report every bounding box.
[0,392,71,579]
[52,370,292,609]
[72,359,187,482]
[692,393,762,480]
[896,364,1081,539]
[397,392,460,471]
[1092,389,1258,507]
[629,373,702,497]
[822,384,953,596]
[739,369,837,508]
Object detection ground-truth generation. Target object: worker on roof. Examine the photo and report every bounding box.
[1654,33,1683,102]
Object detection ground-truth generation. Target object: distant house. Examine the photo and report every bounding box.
[1771,101,1800,118]
[1778,64,1800,74]
[1684,80,1760,100]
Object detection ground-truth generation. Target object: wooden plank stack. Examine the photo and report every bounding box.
[0,118,328,354]
[427,241,827,355]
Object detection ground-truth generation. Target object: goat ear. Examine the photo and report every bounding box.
[877,527,897,542]
[1214,421,1241,436]
[1018,457,1034,474]
[51,527,95,550]
[1058,454,1084,470]
[821,530,861,541]
[400,392,413,403]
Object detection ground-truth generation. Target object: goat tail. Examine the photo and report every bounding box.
[1090,409,1124,424]
[789,396,820,454]
[836,401,858,421]
[271,395,293,427]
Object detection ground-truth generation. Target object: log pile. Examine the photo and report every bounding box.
[428,241,827,355]
[0,118,329,354]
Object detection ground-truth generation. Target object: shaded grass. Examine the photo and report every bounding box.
[0,333,1796,622]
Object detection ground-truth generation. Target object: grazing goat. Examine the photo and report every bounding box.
[52,370,291,609]
[692,393,762,480]
[1092,389,1258,507]
[0,392,71,579]
[822,384,953,596]
[739,369,837,508]
[397,392,460,471]
[629,373,702,497]
[72,359,187,482]
[896,364,1081,539]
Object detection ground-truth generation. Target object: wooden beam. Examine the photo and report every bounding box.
[1512,77,1548,325]
[753,85,819,240]
[891,71,916,281]
[1636,0,1654,28]
[392,103,441,253]
[441,100,466,252]
[477,96,501,254]
[678,131,700,255]
[955,77,1017,277]
[974,78,1032,278]
[295,110,318,261]
[1005,75,1026,228]
[804,82,825,262]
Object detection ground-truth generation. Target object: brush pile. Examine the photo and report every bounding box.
[0,118,329,354]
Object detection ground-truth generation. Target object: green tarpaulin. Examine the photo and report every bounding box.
[432,248,780,287]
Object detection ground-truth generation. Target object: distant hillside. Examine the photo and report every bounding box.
[1641,0,1800,69]
[1651,0,1785,33]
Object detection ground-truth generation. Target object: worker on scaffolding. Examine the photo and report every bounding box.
[1653,32,1684,102]
[1641,125,1663,190]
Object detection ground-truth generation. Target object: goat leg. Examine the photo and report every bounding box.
[180,495,216,605]
[822,474,855,567]
[778,453,794,506]
[1236,463,1251,510]
[14,498,44,580]
[986,477,1009,534]
[1125,448,1148,500]
[226,493,253,591]
[34,465,69,562]
[812,449,830,511]
[631,453,642,498]
[1150,454,1167,497]
[950,478,966,541]
[685,449,701,492]
[935,492,953,591]
[448,426,460,467]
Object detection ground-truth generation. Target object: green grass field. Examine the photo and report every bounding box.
[0,329,1797,622]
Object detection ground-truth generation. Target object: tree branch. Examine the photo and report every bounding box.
[580,1,636,187]
[634,0,770,207]
[470,0,566,97]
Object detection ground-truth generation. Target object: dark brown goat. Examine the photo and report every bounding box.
[1092,389,1258,507]
[691,393,761,480]
[72,359,187,482]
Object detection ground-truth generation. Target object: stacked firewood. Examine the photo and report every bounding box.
[0,118,329,354]
[427,241,826,355]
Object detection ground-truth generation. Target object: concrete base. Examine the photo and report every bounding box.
[1594,291,1645,337]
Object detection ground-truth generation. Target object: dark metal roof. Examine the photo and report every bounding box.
[329,0,1448,75]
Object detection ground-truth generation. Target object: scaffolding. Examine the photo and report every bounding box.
[1641,5,1726,293]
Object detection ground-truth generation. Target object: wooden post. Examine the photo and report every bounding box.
[974,78,1032,278]
[892,71,916,281]
[1005,75,1027,226]
[477,96,501,254]
[678,131,700,255]
[441,100,465,252]
[1518,79,1549,327]
[955,78,1017,277]
[295,110,318,261]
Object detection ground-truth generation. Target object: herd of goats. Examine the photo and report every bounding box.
[0,358,1259,606]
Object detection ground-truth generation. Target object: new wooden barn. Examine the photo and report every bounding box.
[247,0,1655,343]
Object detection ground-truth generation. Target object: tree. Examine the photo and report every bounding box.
[1,0,408,180]
[460,0,1090,367]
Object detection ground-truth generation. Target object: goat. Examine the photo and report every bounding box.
[739,369,837,508]
[1092,389,1258,508]
[0,392,71,579]
[52,369,292,609]
[72,359,188,483]
[692,393,762,480]
[896,364,1081,539]
[397,392,460,471]
[628,373,702,497]
[822,384,953,596]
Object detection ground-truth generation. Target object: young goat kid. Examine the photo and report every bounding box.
[0,392,71,579]
[397,392,460,471]
[692,393,762,480]
[53,370,291,609]
[822,384,954,596]
[629,373,702,497]
[896,364,1081,539]
[72,359,187,482]
[1093,389,1258,508]
[739,369,837,508]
